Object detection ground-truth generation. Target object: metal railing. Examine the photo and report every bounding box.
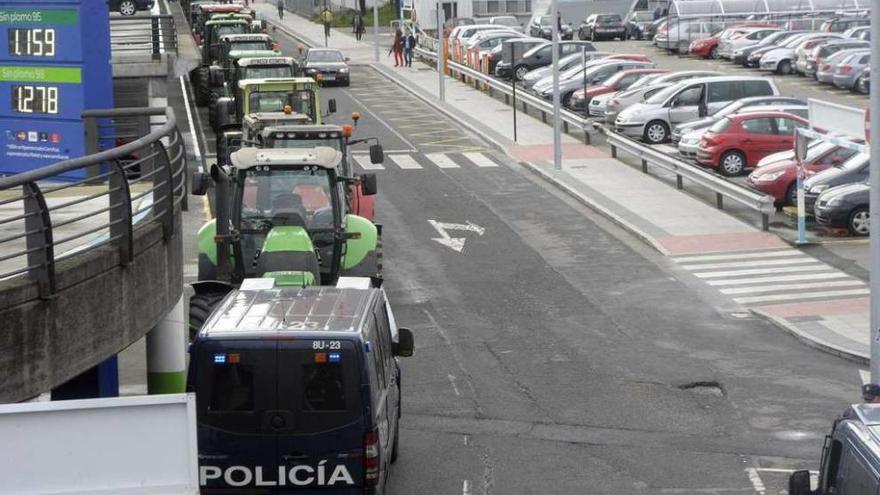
[109,14,178,58]
[414,41,777,230]
[0,107,187,298]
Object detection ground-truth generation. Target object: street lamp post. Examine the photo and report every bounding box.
[551,0,561,170]
[869,0,880,384]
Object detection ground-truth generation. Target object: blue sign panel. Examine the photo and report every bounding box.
[0,0,112,176]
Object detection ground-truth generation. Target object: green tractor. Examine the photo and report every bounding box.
[188,146,382,335]
[213,77,331,133]
[207,53,300,132]
[190,18,250,106]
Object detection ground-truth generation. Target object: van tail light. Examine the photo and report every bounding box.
[364,429,380,486]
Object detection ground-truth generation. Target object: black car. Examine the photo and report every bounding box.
[302,48,351,86]
[804,151,869,212]
[814,181,869,235]
[109,0,154,16]
[512,40,594,80]
[528,15,573,40]
[578,14,626,41]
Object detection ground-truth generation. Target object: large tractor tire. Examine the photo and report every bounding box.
[189,292,226,340]
[208,92,220,132]
[195,66,211,107]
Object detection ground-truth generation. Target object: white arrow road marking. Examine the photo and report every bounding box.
[428,220,486,253]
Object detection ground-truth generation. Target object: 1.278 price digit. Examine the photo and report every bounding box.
[12,85,59,114]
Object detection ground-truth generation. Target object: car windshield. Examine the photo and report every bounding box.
[841,152,869,170]
[230,42,269,51]
[628,74,663,90]
[597,15,621,23]
[645,83,682,104]
[240,167,333,229]
[248,90,314,117]
[243,66,293,79]
[757,31,787,45]
[708,118,731,134]
[803,141,837,162]
[307,50,345,62]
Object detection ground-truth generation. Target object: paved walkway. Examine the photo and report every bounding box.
[264,6,872,364]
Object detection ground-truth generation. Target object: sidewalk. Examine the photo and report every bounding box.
[264,8,871,364]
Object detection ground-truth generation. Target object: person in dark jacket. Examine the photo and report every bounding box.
[403,29,416,67]
[353,11,365,41]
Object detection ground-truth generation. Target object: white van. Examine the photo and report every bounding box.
[614,76,780,144]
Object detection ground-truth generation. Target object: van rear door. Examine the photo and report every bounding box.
[275,339,366,492]
[193,339,278,492]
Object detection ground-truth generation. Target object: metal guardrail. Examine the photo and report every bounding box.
[414,42,777,230]
[0,107,187,298]
[109,14,178,58]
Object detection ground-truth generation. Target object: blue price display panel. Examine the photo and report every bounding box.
[0,117,84,164]
[0,7,82,63]
[0,66,82,120]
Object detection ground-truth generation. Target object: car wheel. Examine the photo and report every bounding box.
[709,46,719,59]
[852,77,863,92]
[514,64,528,81]
[643,120,669,144]
[590,29,596,42]
[785,182,798,207]
[777,60,792,75]
[119,0,137,15]
[849,206,870,236]
[719,150,746,176]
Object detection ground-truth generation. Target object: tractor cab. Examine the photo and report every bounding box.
[213,78,329,131]
[234,55,298,83]
[193,4,247,44]
[188,147,381,334]
[201,19,249,64]
[219,34,277,58]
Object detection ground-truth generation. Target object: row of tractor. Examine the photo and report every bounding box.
[183,2,386,336]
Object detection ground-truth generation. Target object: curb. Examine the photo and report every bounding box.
[750,307,869,365]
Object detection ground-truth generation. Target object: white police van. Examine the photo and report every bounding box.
[790,403,880,494]
[187,278,414,494]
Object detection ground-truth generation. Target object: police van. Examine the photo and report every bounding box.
[790,403,880,494]
[187,278,414,494]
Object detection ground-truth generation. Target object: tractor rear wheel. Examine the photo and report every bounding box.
[189,292,226,340]
[208,92,219,132]
[195,66,211,106]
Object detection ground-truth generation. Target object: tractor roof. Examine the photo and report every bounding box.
[244,111,313,124]
[200,4,245,13]
[262,124,345,137]
[230,50,283,60]
[237,56,295,67]
[238,77,318,88]
[221,33,272,42]
[205,18,248,26]
[230,146,342,169]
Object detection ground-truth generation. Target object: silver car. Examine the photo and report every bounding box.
[817,48,869,84]
[520,51,607,88]
[603,82,673,123]
[760,33,842,74]
[802,39,870,78]
[717,27,779,59]
[655,21,721,52]
[832,51,870,90]
[532,60,655,105]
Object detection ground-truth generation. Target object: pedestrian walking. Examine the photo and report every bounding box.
[354,11,365,41]
[403,29,416,67]
[321,7,334,39]
[276,0,284,19]
[389,29,403,67]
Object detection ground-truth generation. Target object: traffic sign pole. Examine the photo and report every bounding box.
[870,1,880,384]
[551,0,561,170]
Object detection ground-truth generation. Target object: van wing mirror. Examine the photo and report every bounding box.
[360,173,377,196]
[369,143,384,164]
[393,327,415,357]
[191,171,209,196]
[787,470,813,495]
[328,98,337,114]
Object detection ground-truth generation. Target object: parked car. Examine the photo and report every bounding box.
[625,10,656,40]
[856,29,871,41]
[602,82,674,123]
[747,141,858,205]
[568,68,667,111]
[696,111,809,176]
[794,36,854,75]
[815,181,870,235]
[733,30,805,65]
[803,39,870,78]
[615,76,779,144]
[817,48,870,84]
[832,51,870,90]
[454,24,507,43]
[467,30,523,56]
[578,13,627,41]
[857,67,871,94]
[647,70,723,86]
[679,103,808,158]
[486,15,523,32]
[745,31,813,67]
[672,96,806,144]
[511,40,595,80]
[717,27,779,59]
[528,15,573,40]
[494,37,547,78]
[688,32,722,59]
[521,51,606,89]
[760,33,843,74]
[804,151,870,211]
[532,60,655,105]
[301,48,350,86]
[110,0,154,15]
[655,21,721,52]
[843,25,871,39]
[820,17,871,33]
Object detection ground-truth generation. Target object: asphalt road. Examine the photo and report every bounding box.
[255,31,866,494]
[152,25,870,494]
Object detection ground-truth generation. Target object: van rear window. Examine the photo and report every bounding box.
[302,363,348,412]
[210,363,255,412]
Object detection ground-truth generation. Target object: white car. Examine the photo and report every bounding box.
[760,33,843,74]
[717,27,779,59]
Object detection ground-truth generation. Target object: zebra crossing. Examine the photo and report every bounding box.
[674,248,868,306]
[353,151,503,172]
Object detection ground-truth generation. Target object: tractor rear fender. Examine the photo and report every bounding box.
[342,214,378,270]
[208,65,224,86]
[190,280,236,299]
[216,97,234,127]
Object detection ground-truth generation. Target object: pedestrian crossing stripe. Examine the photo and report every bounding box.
[352,152,504,171]
[673,248,868,306]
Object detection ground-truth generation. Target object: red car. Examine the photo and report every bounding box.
[689,33,721,58]
[567,68,667,111]
[696,111,809,176]
[746,141,858,205]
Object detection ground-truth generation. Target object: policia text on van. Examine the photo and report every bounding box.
[789,403,880,495]
[187,279,414,494]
